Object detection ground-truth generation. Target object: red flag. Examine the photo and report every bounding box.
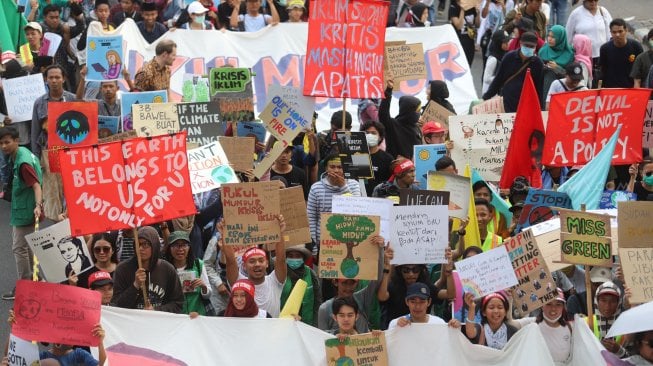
[499,69,544,189]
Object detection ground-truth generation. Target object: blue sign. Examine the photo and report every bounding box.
[599,190,637,209]
[86,36,123,82]
[120,90,167,131]
[413,144,447,189]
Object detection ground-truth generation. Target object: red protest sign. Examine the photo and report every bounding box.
[303,0,389,99]
[47,102,99,172]
[543,88,650,166]
[12,280,102,346]
[59,132,197,235]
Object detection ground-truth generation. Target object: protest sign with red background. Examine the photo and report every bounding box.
[12,280,102,346]
[47,101,98,172]
[303,0,389,99]
[543,89,650,166]
[59,132,196,235]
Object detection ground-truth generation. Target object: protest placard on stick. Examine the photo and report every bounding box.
[279,186,311,246]
[559,210,612,267]
[384,43,426,82]
[455,246,518,299]
[218,136,255,172]
[132,102,179,137]
[222,181,281,246]
[390,205,448,265]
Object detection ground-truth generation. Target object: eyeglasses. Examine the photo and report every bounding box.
[171,242,189,249]
[93,246,112,253]
[139,241,152,249]
[401,266,421,274]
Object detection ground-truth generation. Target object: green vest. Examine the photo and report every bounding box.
[281,265,315,326]
[182,259,206,315]
[10,147,43,227]
[481,233,503,252]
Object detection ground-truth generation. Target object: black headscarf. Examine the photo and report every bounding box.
[427,80,456,114]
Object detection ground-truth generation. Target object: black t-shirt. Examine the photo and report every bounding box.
[634,181,653,201]
[382,280,444,329]
[448,3,478,36]
[271,165,308,198]
[600,39,644,88]
[366,149,393,195]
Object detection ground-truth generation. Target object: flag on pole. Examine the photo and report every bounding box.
[0,0,28,61]
[461,164,481,249]
[471,168,512,224]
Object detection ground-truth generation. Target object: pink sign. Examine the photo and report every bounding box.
[12,280,102,346]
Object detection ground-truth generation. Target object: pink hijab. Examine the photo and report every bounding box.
[573,34,593,78]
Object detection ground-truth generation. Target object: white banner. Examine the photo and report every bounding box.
[89,20,477,131]
[99,307,608,365]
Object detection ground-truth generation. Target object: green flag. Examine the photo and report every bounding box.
[0,0,28,61]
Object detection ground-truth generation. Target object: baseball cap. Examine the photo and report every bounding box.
[286,0,305,9]
[596,281,621,298]
[565,62,584,81]
[168,230,190,244]
[422,121,446,135]
[590,266,611,283]
[554,288,566,303]
[520,31,538,46]
[24,22,42,34]
[88,271,113,289]
[187,1,208,14]
[406,283,430,300]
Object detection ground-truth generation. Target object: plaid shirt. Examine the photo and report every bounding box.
[134,57,170,92]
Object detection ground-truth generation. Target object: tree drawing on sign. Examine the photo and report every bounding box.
[326,215,376,279]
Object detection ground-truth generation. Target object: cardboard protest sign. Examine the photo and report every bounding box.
[7,334,40,366]
[132,102,179,137]
[319,213,380,280]
[253,139,288,178]
[259,90,312,143]
[543,88,651,166]
[280,186,311,246]
[384,43,426,82]
[504,229,558,316]
[427,171,471,219]
[267,85,315,124]
[324,332,388,366]
[222,181,281,246]
[421,100,454,130]
[98,129,136,144]
[618,247,653,304]
[218,136,255,172]
[120,90,167,131]
[334,131,373,179]
[187,141,239,193]
[390,205,449,265]
[181,73,211,102]
[449,113,515,182]
[618,201,653,248]
[12,280,101,346]
[472,96,504,114]
[210,67,255,123]
[399,189,450,206]
[59,133,196,235]
[47,101,99,172]
[25,219,92,283]
[332,196,394,240]
[559,210,612,266]
[643,101,653,149]
[413,144,447,188]
[530,219,567,273]
[516,188,573,232]
[599,190,636,209]
[177,102,224,145]
[304,0,389,98]
[2,73,46,122]
[86,35,123,81]
[455,246,519,299]
[98,115,120,137]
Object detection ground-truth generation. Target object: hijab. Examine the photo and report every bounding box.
[489,30,509,61]
[224,280,260,318]
[572,34,593,78]
[538,25,575,67]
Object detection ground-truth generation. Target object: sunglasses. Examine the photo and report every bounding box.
[93,246,112,253]
[401,266,421,274]
[645,171,653,177]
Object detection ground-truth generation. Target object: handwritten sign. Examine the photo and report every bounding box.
[332,195,394,240]
[413,144,447,188]
[319,214,380,280]
[427,171,471,219]
[335,131,373,179]
[599,190,636,209]
[209,67,252,94]
[455,246,519,299]
[120,90,167,131]
[86,35,123,81]
[618,201,653,248]
[559,210,612,266]
[471,96,504,114]
[60,133,196,235]
[643,101,653,149]
[517,188,572,232]
[218,136,255,172]
[303,0,389,98]
[47,101,99,172]
[26,219,93,283]
[222,181,281,246]
[543,89,651,166]
[422,100,454,130]
[187,141,239,193]
[399,189,450,206]
[504,229,558,316]
[2,74,46,122]
[390,205,448,265]
[7,334,40,366]
[618,248,653,304]
[325,332,388,366]
[449,113,515,182]
[12,280,102,346]
[259,91,311,143]
[177,102,224,145]
[280,186,312,246]
[132,102,179,137]
[384,43,426,82]
[98,115,120,137]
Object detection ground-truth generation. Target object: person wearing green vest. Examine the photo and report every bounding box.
[589,281,627,357]
[280,245,322,326]
[163,230,212,316]
[475,198,503,252]
[1,126,43,301]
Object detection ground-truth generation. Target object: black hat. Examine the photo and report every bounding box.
[406,283,430,300]
[520,31,538,46]
[565,62,584,81]
[141,1,157,11]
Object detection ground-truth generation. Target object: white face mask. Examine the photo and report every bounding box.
[366,133,379,147]
[543,313,562,324]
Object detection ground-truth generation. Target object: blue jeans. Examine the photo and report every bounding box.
[549,0,569,26]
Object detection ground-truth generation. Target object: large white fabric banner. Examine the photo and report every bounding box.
[99,307,611,365]
[89,20,477,131]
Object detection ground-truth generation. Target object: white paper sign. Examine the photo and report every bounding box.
[455,246,518,299]
[187,141,239,193]
[7,334,40,366]
[390,205,449,265]
[331,196,394,240]
[25,219,92,283]
[2,74,47,122]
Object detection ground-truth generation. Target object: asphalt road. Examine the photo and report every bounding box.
[0,0,651,348]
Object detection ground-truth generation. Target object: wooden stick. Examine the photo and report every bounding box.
[341,98,347,131]
[580,203,594,328]
[133,227,151,309]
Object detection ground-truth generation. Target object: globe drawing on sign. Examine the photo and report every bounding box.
[341,257,360,278]
[211,165,235,184]
[335,357,355,366]
[56,110,90,144]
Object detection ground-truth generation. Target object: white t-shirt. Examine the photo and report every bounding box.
[387,314,446,329]
[238,271,284,317]
[546,79,588,103]
[238,13,272,32]
[538,322,572,366]
[566,6,612,58]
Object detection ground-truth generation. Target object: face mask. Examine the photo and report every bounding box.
[643,174,653,186]
[287,258,304,270]
[520,46,535,58]
[366,133,379,147]
[542,313,562,323]
[194,15,205,24]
